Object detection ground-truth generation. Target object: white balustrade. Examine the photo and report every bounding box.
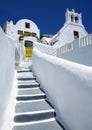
[34,35,92,58]
[58,34,92,57]
[79,35,92,48]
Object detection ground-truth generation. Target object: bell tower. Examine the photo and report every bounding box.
[65,8,82,25]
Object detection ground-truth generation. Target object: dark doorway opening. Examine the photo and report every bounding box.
[74,31,79,39]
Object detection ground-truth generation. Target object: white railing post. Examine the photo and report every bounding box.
[91,35,92,45]
[89,35,91,45]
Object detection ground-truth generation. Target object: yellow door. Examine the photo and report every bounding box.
[25,47,33,58]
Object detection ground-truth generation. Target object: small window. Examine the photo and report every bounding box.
[25,22,30,29]
[75,17,79,23]
[18,30,23,35]
[74,31,79,39]
[71,15,73,22]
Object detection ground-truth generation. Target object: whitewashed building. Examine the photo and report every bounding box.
[3,19,40,63]
[3,19,40,41]
[50,9,88,47]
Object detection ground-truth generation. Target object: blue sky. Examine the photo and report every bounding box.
[0,0,91,35]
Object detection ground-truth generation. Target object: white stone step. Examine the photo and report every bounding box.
[17,80,40,89]
[14,99,55,123]
[12,68,64,130]
[15,100,54,113]
[16,93,46,101]
[17,87,44,95]
[12,119,64,130]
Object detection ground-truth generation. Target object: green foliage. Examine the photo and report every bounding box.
[19,32,39,41]
[18,30,23,35]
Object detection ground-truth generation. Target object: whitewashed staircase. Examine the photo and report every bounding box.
[12,68,64,130]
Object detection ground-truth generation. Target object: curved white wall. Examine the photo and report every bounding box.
[34,41,57,56]
[0,27,15,129]
[32,48,92,130]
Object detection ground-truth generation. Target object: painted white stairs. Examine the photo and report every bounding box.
[12,68,64,130]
